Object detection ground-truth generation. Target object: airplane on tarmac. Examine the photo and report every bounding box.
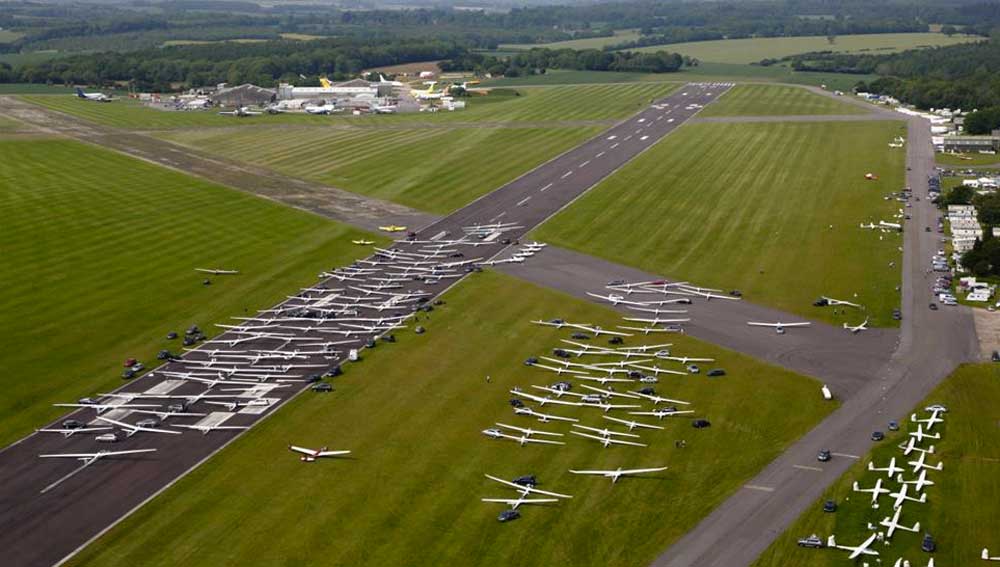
[288,445,351,461]
[53,402,161,414]
[569,466,667,484]
[868,457,904,478]
[38,449,157,494]
[880,504,921,539]
[826,533,880,560]
[219,106,262,117]
[412,82,445,100]
[174,423,251,435]
[36,426,113,438]
[889,483,927,509]
[853,477,891,507]
[746,321,811,334]
[844,318,869,333]
[75,87,112,102]
[378,225,407,232]
[96,416,182,437]
[897,469,935,492]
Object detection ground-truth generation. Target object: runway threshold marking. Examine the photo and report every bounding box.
[793,464,824,472]
[832,452,861,460]
[516,197,531,207]
[539,183,553,192]
[744,484,775,493]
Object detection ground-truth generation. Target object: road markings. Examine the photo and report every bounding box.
[656,116,663,121]
[539,183,553,192]
[579,160,590,168]
[793,464,824,472]
[430,230,447,241]
[607,135,617,140]
[640,135,649,141]
[516,197,531,207]
[610,143,619,149]
[667,118,675,123]
[832,452,861,460]
[561,171,573,179]
[637,118,646,122]
[624,135,632,141]
[595,151,605,158]
[744,484,775,493]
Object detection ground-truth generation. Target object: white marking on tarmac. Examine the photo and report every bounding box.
[657,116,663,121]
[579,160,590,168]
[516,197,531,207]
[595,151,605,158]
[539,183,553,192]
[793,464,824,472]
[607,135,617,140]
[744,484,775,492]
[430,230,447,241]
[637,118,646,122]
[561,171,573,179]
[610,143,619,149]
[624,135,632,141]
[640,135,649,141]
[832,452,861,460]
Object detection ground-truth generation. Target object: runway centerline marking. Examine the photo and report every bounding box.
[516,197,531,207]
[561,171,573,179]
[610,143,619,149]
[595,151,605,158]
[579,160,590,168]
[744,484,775,493]
[539,183,553,192]
[832,452,861,460]
[793,464,824,472]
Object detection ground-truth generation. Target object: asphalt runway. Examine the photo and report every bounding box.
[648,97,980,567]
[0,83,732,567]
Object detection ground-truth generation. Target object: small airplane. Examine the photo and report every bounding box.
[36,426,112,438]
[96,416,181,437]
[288,445,351,462]
[911,410,945,430]
[897,469,935,492]
[629,390,691,406]
[628,409,694,420]
[482,428,565,447]
[868,457,904,478]
[53,402,160,414]
[983,548,1000,561]
[909,423,941,443]
[38,449,157,493]
[371,104,397,114]
[482,474,572,508]
[352,239,375,245]
[569,466,667,484]
[879,504,920,539]
[853,477,891,508]
[571,424,642,439]
[481,491,558,510]
[908,451,943,473]
[513,407,579,423]
[898,437,935,457]
[602,415,664,431]
[304,103,341,115]
[889,483,927,509]
[195,268,239,275]
[827,533,880,560]
[822,296,862,308]
[746,321,811,334]
[844,318,869,333]
[174,423,251,435]
[75,87,112,102]
[496,422,564,438]
[378,225,407,232]
[412,81,445,100]
[570,430,646,448]
[219,106,262,117]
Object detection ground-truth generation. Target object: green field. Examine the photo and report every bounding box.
[158,125,601,214]
[535,120,906,327]
[501,29,641,51]
[0,115,23,131]
[67,270,833,567]
[633,33,981,64]
[699,85,867,117]
[0,139,380,447]
[0,30,24,43]
[754,363,1000,567]
[936,151,1000,167]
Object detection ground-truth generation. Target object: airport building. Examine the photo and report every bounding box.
[276,78,393,101]
[213,83,276,107]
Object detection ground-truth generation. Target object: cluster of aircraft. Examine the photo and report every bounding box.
[823,406,951,564]
[410,80,480,101]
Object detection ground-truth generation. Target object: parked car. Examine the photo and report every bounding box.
[817,449,831,462]
[823,500,837,513]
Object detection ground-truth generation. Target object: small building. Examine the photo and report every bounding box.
[213,83,275,107]
[941,132,1000,153]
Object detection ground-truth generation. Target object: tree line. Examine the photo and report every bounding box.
[440,48,687,77]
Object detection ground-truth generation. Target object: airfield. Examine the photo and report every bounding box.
[0,78,992,567]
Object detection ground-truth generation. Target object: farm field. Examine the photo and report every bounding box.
[67,270,834,567]
[754,363,1000,567]
[20,83,675,129]
[632,32,982,64]
[159,125,601,214]
[501,28,641,51]
[535,120,907,327]
[699,84,867,117]
[936,152,1000,167]
[0,139,380,448]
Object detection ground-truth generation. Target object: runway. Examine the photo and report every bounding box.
[0,83,732,567]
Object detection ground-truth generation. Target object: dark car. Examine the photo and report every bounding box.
[892,309,902,321]
[122,369,136,380]
[871,431,885,441]
[823,500,837,513]
[888,420,900,431]
[729,290,742,297]
[992,350,1000,362]
[552,349,571,359]
[166,331,178,340]
[306,373,323,384]
[570,332,591,340]
[813,297,829,307]
[929,303,938,311]
[925,227,932,232]
[311,382,333,392]
[692,419,711,429]
[137,418,160,428]
[509,398,525,408]
[524,357,538,366]
[797,534,825,548]
[498,509,520,523]
[638,387,656,396]
[817,449,831,462]
[62,419,85,429]
[608,336,624,345]
[512,475,537,487]
[922,533,937,552]
[707,369,726,377]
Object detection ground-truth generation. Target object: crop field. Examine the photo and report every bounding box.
[0,139,380,447]
[698,85,867,117]
[754,363,1000,567]
[158,125,602,214]
[535,120,907,327]
[632,32,982,64]
[67,270,833,567]
[501,28,641,51]
[20,83,677,130]
[936,152,1000,167]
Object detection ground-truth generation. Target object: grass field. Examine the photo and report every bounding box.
[632,33,982,64]
[0,139,380,448]
[0,83,78,94]
[158,125,602,214]
[699,84,867,117]
[0,115,22,131]
[21,83,676,129]
[754,363,1000,567]
[535,120,906,327]
[0,30,24,43]
[501,29,641,51]
[936,152,1000,167]
[67,270,834,567]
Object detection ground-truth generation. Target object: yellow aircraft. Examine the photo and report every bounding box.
[378,225,407,232]
[319,77,334,88]
[352,239,375,245]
